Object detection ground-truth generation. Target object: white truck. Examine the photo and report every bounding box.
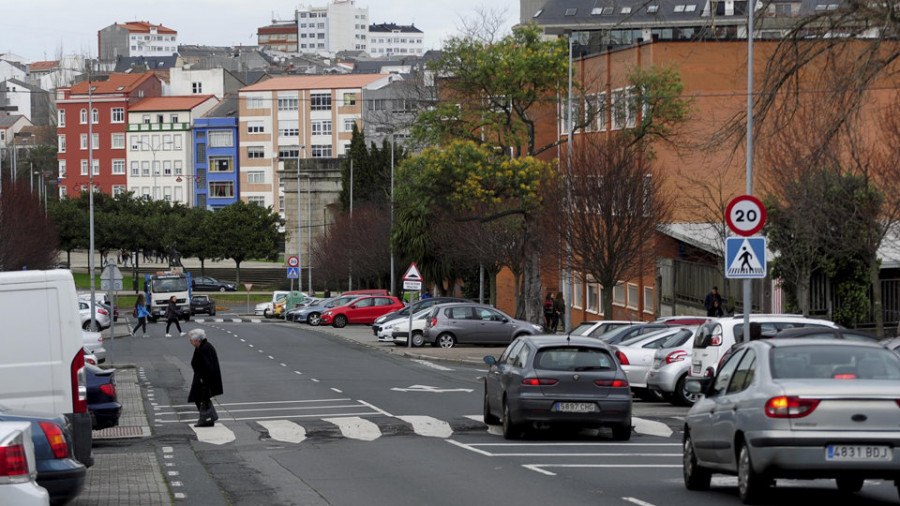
[143,270,192,322]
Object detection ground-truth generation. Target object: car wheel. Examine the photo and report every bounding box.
[502,399,522,440]
[308,313,321,326]
[210,309,216,316]
[333,314,348,328]
[483,387,500,425]
[673,373,700,407]
[683,431,712,490]
[264,308,272,319]
[610,419,632,441]
[437,333,456,349]
[82,320,98,331]
[219,287,226,292]
[635,388,662,402]
[738,441,768,504]
[411,331,425,348]
[836,477,864,493]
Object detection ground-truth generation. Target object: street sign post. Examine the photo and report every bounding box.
[403,280,422,291]
[402,263,424,348]
[287,267,299,279]
[726,195,767,236]
[100,264,123,363]
[244,283,254,313]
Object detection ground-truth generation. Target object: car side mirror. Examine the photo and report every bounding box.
[501,317,509,323]
[349,304,356,309]
[685,377,712,396]
[483,356,497,366]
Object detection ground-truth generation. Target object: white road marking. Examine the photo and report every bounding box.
[168,398,350,408]
[357,399,392,417]
[623,497,658,506]
[464,415,484,423]
[268,355,275,359]
[324,416,381,441]
[391,384,474,393]
[331,388,343,393]
[248,344,254,348]
[190,424,235,445]
[259,420,307,444]
[396,416,453,438]
[523,464,681,475]
[230,318,242,323]
[633,417,673,438]
[410,359,454,371]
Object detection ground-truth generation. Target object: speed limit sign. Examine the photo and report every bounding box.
[287,255,299,268]
[726,195,767,236]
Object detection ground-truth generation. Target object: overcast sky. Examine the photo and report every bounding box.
[1,0,520,62]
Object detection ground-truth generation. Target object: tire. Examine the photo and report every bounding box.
[218,287,226,292]
[333,314,348,328]
[635,388,662,402]
[82,320,98,331]
[210,309,216,316]
[836,477,864,493]
[483,387,500,425]
[437,333,456,349]
[683,431,712,491]
[673,373,700,407]
[502,399,522,440]
[410,331,425,348]
[611,420,632,441]
[308,313,321,326]
[738,441,768,504]
[264,308,272,319]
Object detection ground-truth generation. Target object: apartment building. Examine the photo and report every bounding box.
[367,23,425,57]
[98,21,178,61]
[237,73,392,213]
[193,95,240,210]
[297,0,369,54]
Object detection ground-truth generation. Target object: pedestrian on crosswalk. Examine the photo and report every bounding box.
[187,328,223,427]
[165,295,185,337]
[132,293,150,338]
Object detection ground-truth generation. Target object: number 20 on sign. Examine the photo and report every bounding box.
[726,195,767,237]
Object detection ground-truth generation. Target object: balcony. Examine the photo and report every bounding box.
[126,122,191,132]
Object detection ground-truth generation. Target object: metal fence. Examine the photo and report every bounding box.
[658,258,767,315]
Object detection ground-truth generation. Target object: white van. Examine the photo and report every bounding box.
[0,270,93,467]
[690,314,839,379]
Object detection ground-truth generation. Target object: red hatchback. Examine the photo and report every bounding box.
[319,296,405,328]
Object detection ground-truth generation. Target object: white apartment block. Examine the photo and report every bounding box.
[297,0,369,54]
[98,21,178,60]
[367,23,425,57]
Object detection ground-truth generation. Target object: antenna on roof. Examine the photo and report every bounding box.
[566,334,571,345]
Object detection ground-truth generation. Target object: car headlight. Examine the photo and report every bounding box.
[375,315,387,324]
[531,324,543,332]
[323,310,333,316]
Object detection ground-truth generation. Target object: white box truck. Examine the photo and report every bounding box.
[0,270,93,467]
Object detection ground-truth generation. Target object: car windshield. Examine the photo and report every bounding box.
[535,347,615,371]
[599,325,644,343]
[771,345,900,380]
[151,276,189,293]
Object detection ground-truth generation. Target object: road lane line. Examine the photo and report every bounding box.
[168,398,351,408]
[259,420,307,444]
[396,416,453,438]
[410,359,454,371]
[323,416,381,441]
[623,497,658,506]
[357,399,393,417]
[331,388,343,393]
[446,439,494,456]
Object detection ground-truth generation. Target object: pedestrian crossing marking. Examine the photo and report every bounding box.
[190,424,234,445]
[395,416,453,438]
[259,420,306,444]
[323,416,381,441]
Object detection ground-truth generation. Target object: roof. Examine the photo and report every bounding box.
[129,95,217,112]
[115,21,177,35]
[114,55,178,72]
[69,73,156,95]
[368,23,423,34]
[28,60,59,71]
[204,95,240,118]
[0,115,27,128]
[240,74,391,92]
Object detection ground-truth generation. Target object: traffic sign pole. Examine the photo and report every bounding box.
[726,195,767,343]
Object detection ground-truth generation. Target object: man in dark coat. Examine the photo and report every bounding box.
[187,328,223,427]
[704,286,723,317]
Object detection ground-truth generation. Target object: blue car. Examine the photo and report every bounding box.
[85,365,121,431]
[0,405,86,505]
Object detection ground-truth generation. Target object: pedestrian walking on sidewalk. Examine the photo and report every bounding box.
[165,296,184,337]
[551,291,565,333]
[132,293,150,338]
[187,329,223,427]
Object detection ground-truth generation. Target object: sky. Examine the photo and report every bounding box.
[1,0,520,63]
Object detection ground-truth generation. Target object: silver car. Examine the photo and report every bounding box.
[683,339,900,503]
[78,300,110,331]
[424,303,542,348]
[647,334,698,407]
[611,326,697,401]
[483,335,633,440]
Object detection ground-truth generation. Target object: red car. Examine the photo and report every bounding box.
[319,296,405,328]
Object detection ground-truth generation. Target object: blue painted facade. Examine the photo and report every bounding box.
[192,117,239,209]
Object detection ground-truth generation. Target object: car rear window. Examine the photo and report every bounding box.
[771,345,900,380]
[535,347,615,371]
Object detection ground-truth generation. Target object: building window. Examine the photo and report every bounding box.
[59,135,66,153]
[310,93,331,111]
[141,161,150,177]
[174,160,183,175]
[91,108,99,124]
[246,96,264,109]
[278,120,299,137]
[279,146,300,159]
[92,133,99,150]
[59,160,66,178]
[58,109,65,127]
[162,135,172,150]
[247,196,266,206]
[277,96,299,111]
[111,133,125,149]
[573,280,583,309]
[208,130,233,147]
[196,143,206,163]
[91,159,99,176]
[163,161,172,176]
[644,287,655,314]
[209,156,233,172]
[247,171,265,184]
[597,92,607,131]
[247,146,265,159]
[311,120,332,135]
[112,160,126,175]
[192,82,202,94]
[209,181,234,198]
[627,283,639,310]
[80,108,87,124]
[247,121,264,134]
[131,161,139,176]
[343,93,356,106]
[112,185,126,196]
[170,114,180,124]
[587,284,600,313]
[142,114,151,124]
[111,108,124,123]
[613,283,626,306]
[343,118,356,131]
[311,144,332,157]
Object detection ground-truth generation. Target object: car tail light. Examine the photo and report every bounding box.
[522,378,558,386]
[704,368,714,377]
[100,384,117,398]
[97,308,108,315]
[833,373,857,380]
[70,350,87,413]
[709,333,723,346]
[0,434,28,477]
[765,396,820,418]
[666,350,688,364]
[430,317,438,327]
[39,422,68,459]
[85,356,96,365]
[595,379,629,387]
[615,350,630,365]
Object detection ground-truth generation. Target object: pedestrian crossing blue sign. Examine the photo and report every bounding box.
[287,267,299,279]
[725,237,767,279]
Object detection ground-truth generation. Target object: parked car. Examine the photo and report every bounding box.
[569,320,636,338]
[191,276,236,292]
[382,308,433,346]
[883,336,900,354]
[319,296,405,328]
[283,297,322,321]
[597,323,670,346]
[254,291,290,318]
[423,302,543,348]
[189,295,216,316]
[78,301,110,331]
[0,421,51,506]
[372,297,470,337]
[647,332,700,406]
[292,296,361,325]
[483,335,633,440]
[655,315,710,326]
[690,314,839,380]
[0,405,86,505]
[80,331,105,364]
[342,289,389,297]
[84,365,120,431]
[682,339,900,503]
[611,327,698,401]
[82,349,98,367]
[78,294,118,322]
[767,326,880,341]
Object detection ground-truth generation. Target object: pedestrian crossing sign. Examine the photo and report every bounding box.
[725,237,767,279]
[287,267,299,279]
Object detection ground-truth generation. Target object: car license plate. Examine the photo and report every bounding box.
[826,445,892,461]
[554,402,598,413]
[691,362,701,374]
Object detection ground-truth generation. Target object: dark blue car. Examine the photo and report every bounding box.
[0,405,86,505]
[85,365,121,431]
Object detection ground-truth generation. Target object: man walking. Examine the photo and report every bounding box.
[187,329,223,427]
[704,286,723,317]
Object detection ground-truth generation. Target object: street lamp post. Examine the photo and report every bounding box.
[296,146,305,294]
[306,172,312,294]
[376,127,396,295]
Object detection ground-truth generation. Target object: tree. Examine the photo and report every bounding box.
[209,201,284,284]
[0,179,59,270]
[178,207,219,275]
[48,196,89,266]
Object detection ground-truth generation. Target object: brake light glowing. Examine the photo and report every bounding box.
[615,350,630,365]
[522,378,558,386]
[100,384,117,398]
[70,350,87,413]
[0,437,28,477]
[595,379,629,387]
[765,396,820,418]
[39,422,68,459]
[666,350,688,364]
[833,374,856,380]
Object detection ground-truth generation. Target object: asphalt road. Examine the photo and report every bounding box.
[119,319,900,506]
